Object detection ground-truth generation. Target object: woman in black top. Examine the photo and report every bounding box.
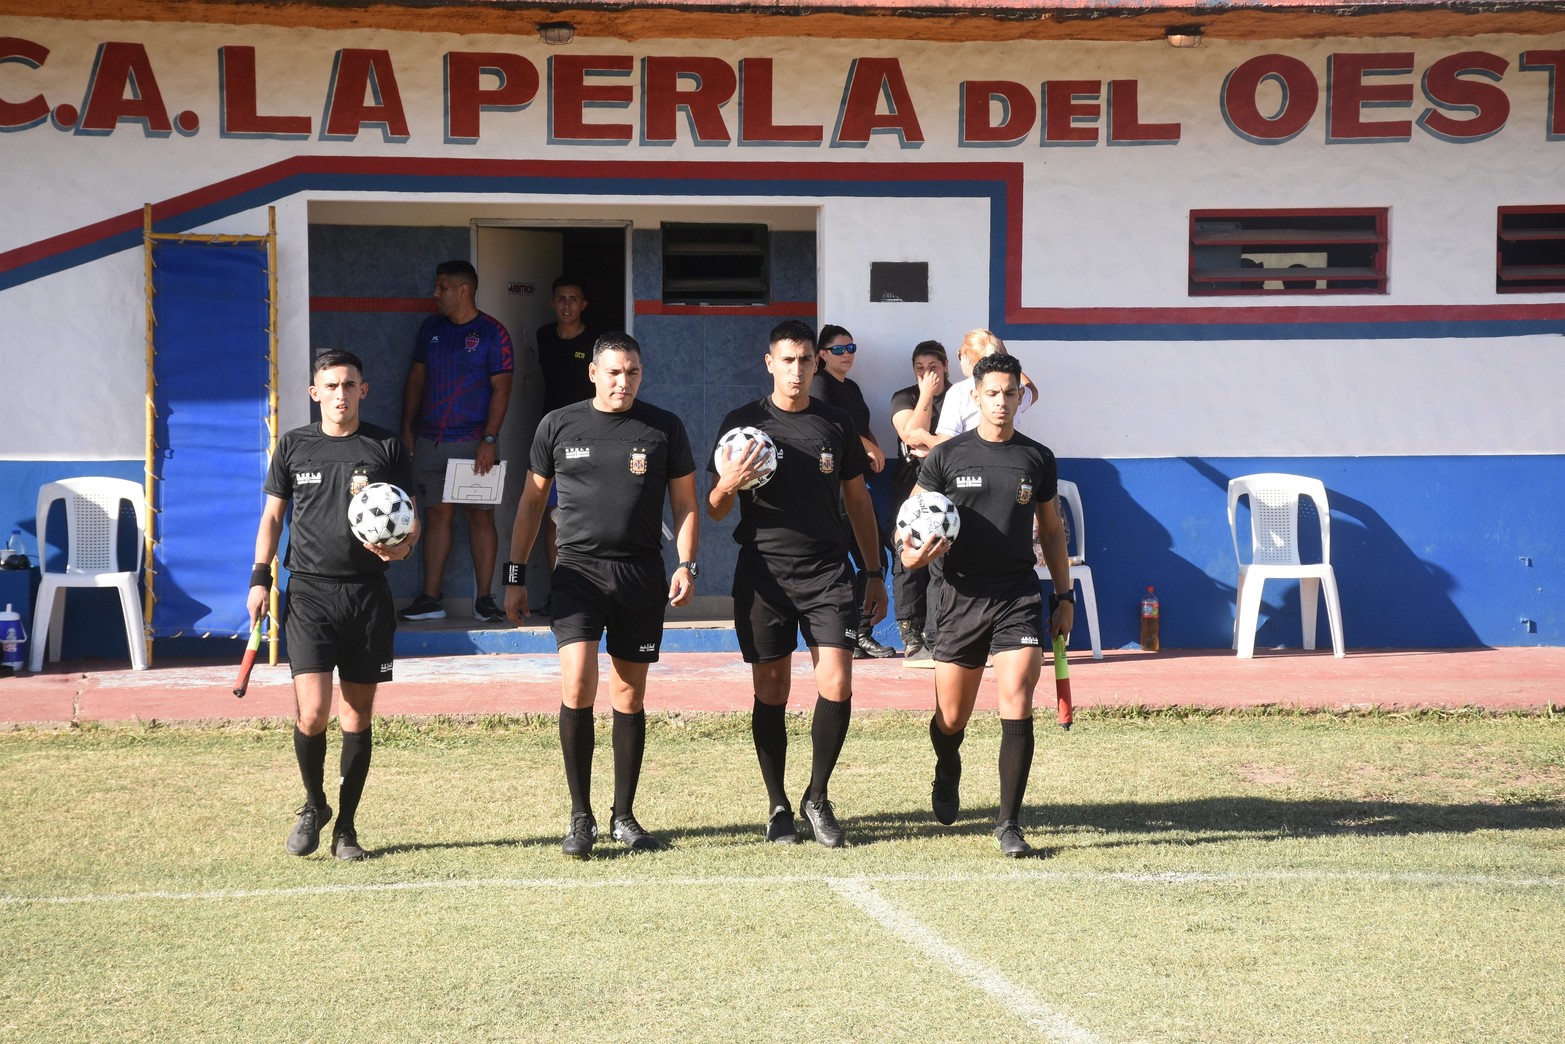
[811,324,895,658]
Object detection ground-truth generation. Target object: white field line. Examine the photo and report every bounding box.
[3,867,1561,908]
[829,877,1102,1044]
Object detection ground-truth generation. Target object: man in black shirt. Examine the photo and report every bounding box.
[534,276,601,591]
[708,320,888,848]
[504,332,699,858]
[888,340,950,665]
[249,350,419,862]
[900,352,1073,858]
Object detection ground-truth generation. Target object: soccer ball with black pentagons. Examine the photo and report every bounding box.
[895,491,961,551]
[348,482,415,546]
[714,426,778,490]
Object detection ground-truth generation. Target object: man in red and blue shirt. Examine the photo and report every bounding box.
[399,259,514,622]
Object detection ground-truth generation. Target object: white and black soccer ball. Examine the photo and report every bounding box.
[895,491,961,551]
[348,482,416,546]
[713,426,778,490]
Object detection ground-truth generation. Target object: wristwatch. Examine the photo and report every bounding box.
[481,434,497,446]
[678,561,699,579]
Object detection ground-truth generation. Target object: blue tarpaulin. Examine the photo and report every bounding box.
[149,239,270,639]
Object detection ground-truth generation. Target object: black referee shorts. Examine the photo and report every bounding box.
[550,554,667,663]
[732,546,856,663]
[932,571,1044,670]
[283,574,396,684]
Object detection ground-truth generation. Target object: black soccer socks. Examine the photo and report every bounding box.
[808,694,853,802]
[997,715,1036,826]
[612,708,646,817]
[337,726,373,832]
[560,705,596,815]
[751,697,790,811]
[293,726,328,810]
[929,714,965,776]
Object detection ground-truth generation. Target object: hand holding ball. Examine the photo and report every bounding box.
[349,483,416,546]
[714,426,778,490]
[895,491,961,551]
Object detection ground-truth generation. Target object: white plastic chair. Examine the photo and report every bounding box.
[29,478,149,671]
[1227,473,1344,659]
[1035,479,1102,660]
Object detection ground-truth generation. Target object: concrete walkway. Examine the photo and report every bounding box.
[3,647,1561,727]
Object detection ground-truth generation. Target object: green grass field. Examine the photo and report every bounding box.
[3,711,1563,1042]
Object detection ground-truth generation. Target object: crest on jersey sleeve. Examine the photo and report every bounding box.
[629,448,648,475]
[1017,478,1034,505]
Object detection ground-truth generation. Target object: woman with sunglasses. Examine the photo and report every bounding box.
[811,325,897,659]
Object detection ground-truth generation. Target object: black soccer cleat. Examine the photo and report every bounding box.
[994,819,1034,858]
[610,811,660,852]
[765,805,799,844]
[286,803,332,857]
[799,790,846,849]
[931,766,961,826]
[854,633,897,659]
[562,811,598,859]
[332,826,368,862]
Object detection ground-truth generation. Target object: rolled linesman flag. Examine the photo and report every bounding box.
[1054,633,1073,730]
[233,620,263,698]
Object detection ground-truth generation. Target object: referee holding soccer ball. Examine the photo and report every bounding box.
[248,349,418,863]
[900,352,1073,858]
[709,320,888,848]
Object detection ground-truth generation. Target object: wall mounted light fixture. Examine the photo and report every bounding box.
[539,22,575,46]
[1165,26,1204,49]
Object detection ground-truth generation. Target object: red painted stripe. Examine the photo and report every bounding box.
[634,299,816,316]
[311,296,435,313]
[1004,303,1565,325]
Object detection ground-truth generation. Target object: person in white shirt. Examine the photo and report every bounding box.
[931,329,1038,441]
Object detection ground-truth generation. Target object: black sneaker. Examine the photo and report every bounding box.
[931,766,961,826]
[799,790,846,849]
[398,592,446,621]
[285,803,332,857]
[994,819,1033,858]
[562,811,597,859]
[610,811,660,852]
[855,633,897,659]
[332,826,368,862]
[765,805,799,844]
[472,594,504,623]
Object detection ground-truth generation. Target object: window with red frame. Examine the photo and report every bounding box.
[1497,207,1565,293]
[1189,209,1387,296]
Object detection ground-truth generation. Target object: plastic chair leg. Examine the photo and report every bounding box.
[1299,576,1320,651]
[28,582,61,671]
[1231,571,1247,650]
[1074,568,1103,660]
[47,587,67,664]
[1321,570,1345,658]
[1235,576,1264,658]
[117,579,149,670]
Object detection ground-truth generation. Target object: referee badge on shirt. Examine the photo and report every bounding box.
[819,446,835,474]
[350,468,370,498]
[629,447,648,475]
[1017,478,1034,505]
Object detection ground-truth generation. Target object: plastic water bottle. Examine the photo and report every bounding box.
[0,603,25,671]
[0,530,25,570]
[1139,586,1161,652]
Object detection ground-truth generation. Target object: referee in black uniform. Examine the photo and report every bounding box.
[900,352,1073,858]
[504,332,699,858]
[248,349,419,862]
[708,319,888,848]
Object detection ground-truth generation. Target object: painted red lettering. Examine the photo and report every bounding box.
[1519,49,1565,139]
[833,58,924,147]
[1221,54,1319,143]
[1418,51,1509,142]
[445,51,537,143]
[1327,52,1414,143]
[642,56,735,145]
[0,36,49,130]
[220,46,310,138]
[1106,80,1180,144]
[958,80,1034,146]
[549,54,633,143]
[1041,80,1099,146]
[323,49,409,142]
[79,41,171,136]
[737,58,821,145]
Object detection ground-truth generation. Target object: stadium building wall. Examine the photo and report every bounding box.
[0,17,1561,653]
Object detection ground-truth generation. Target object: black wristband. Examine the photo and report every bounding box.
[249,564,273,590]
[861,569,884,579]
[503,561,525,586]
[1049,591,1076,613]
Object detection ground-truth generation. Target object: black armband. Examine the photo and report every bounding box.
[249,564,273,590]
[503,561,525,586]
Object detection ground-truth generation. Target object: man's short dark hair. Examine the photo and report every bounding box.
[769,319,816,352]
[312,349,364,379]
[912,340,947,365]
[435,260,478,290]
[552,275,586,295]
[973,351,1021,383]
[593,331,641,362]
